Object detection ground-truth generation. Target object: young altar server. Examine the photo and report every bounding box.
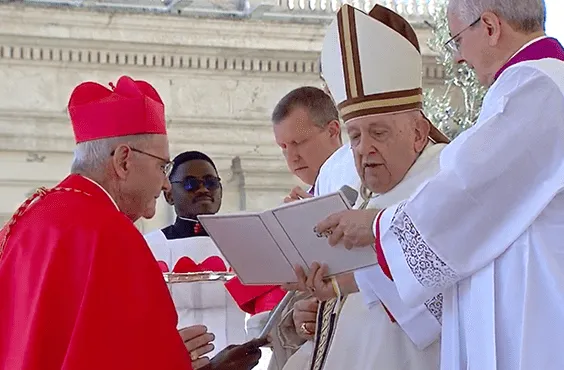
[144,151,248,358]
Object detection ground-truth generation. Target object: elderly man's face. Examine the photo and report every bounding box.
[116,134,172,221]
[274,106,341,185]
[447,11,499,86]
[347,111,429,194]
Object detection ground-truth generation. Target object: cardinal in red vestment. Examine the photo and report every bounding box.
[0,76,266,370]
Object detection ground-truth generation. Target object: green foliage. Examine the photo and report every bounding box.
[423,0,487,139]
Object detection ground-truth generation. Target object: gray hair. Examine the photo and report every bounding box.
[70,134,154,174]
[448,0,546,33]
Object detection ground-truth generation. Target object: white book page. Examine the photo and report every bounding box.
[198,214,296,285]
[271,192,378,276]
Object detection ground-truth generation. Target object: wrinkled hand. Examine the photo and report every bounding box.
[203,338,269,370]
[293,297,318,340]
[179,325,215,370]
[282,263,359,301]
[283,186,313,203]
[315,209,380,249]
[281,263,334,301]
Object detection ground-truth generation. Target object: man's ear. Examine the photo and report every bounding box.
[414,114,431,153]
[164,189,174,206]
[327,120,342,139]
[111,144,133,179]
[481,11,502,46]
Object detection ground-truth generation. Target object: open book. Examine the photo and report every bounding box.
[198,190,378,285]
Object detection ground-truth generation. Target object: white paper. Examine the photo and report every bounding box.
[199,191,378,285]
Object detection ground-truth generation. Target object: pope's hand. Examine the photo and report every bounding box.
[283,263,359,301]
[203,337,269,370]
[283,186,313,203]
[282,263,335,301]
[179,325,215,370]
[315,209,380,249]
[293,297,318,340]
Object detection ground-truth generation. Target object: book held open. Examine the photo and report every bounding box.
[198,190,378,285]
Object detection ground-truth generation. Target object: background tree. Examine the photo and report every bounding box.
[423,0,487,139]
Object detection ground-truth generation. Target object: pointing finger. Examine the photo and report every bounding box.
[315,212,341,234]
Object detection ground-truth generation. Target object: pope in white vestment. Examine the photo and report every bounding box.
[339,17,564,370]
[285,4,453,370]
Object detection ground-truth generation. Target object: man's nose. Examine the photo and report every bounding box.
[356,134,374,156]
[194,183,210,194]
[162,176,172,192]
[286,146,300,162]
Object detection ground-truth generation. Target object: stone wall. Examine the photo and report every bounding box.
[0,2,445,232]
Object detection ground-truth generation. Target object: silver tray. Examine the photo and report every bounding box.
[163,272,236,284]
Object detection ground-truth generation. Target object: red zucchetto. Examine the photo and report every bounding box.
[67,76,166,144]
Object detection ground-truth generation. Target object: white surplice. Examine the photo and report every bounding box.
[144,231,247,357]
[279,143,360,370]
[318,142,444,370]
[369,60,564,369]
[313,143,360,197]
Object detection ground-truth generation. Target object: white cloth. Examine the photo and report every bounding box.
[319,143,444,370]
[281,143,360,370]
[376,59,564,369]
[313,143,360,199]
[144,231,247,357]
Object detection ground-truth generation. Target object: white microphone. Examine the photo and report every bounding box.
[339,185,358,207]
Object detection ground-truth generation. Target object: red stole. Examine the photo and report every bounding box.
[495,37,564,80]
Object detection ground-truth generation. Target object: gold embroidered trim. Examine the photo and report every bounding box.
[0,186,92,260]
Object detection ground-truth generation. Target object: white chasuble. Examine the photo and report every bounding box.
[375,60,564,369]
[310,143,445,370]
[144,231,247,357]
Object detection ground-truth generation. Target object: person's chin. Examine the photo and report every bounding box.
[294,169,314,185]
[194,203,217,215]
[142,199,158,219]
[142,208,156,219]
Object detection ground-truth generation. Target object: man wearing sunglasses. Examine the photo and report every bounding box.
[145,151,262,369]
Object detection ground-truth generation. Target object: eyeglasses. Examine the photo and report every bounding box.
[110,147,174,176]
[444,17,481,54]
[171,176,222,192]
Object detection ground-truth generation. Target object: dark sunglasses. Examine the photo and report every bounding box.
[171,176,221,192]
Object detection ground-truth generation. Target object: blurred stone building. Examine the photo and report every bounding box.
[0,0,447,232]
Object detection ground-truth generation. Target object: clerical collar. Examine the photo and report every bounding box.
[161,216,208,240]
[494,35,548,80]
[79,174,119,210]
[510,35,547,60]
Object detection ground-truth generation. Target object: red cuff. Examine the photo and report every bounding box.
[224,277,285,315]
[375,210,393,281]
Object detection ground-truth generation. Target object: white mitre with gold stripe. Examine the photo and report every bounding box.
[321,4,449,144]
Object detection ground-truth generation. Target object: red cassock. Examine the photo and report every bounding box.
[0,174,192,370]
